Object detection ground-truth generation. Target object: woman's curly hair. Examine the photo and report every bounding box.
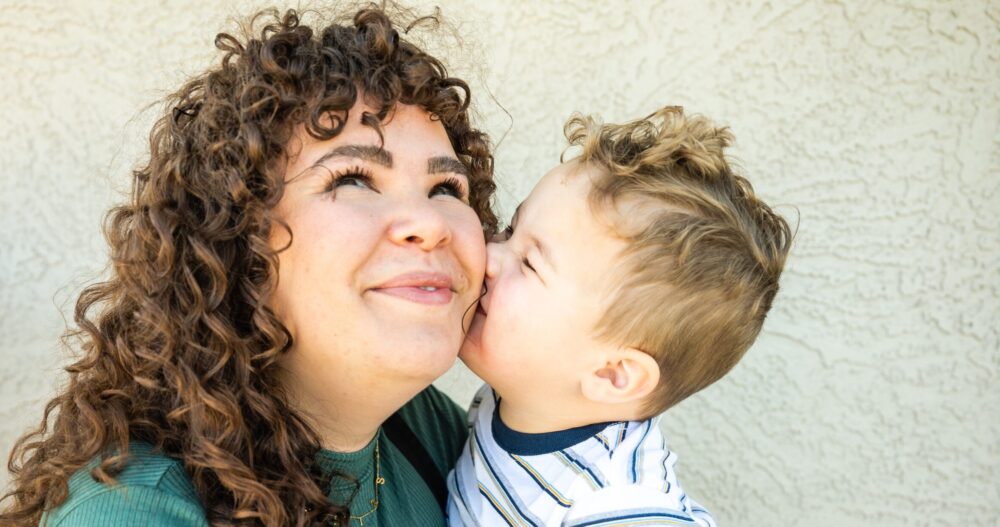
[0,4,497,526]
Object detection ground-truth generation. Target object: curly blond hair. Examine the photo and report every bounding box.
[564,106,791,415]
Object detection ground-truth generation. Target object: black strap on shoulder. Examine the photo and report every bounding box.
[383,411,448,511]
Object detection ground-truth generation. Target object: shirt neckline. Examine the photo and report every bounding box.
[314,429,379,496]
[490,401,615,456]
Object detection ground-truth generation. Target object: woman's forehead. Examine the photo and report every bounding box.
[286,104,457,171]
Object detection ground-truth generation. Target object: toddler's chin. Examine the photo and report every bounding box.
[458,338,477,361]
[462,308,486,351]
[459,331,488,364]
[459,328,494,383]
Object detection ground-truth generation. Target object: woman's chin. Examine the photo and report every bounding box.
[385,349,456,383]
[368,326,461,380]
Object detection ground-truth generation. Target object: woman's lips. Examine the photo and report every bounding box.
[371,271,455,305]
[373,286,454,305]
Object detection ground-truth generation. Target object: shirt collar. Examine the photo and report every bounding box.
[490,401,615,456]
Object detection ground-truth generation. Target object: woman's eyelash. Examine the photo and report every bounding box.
[432,176,468,200]
[324,169,466,200]
[325,166,374,193]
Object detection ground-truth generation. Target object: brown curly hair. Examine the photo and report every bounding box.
[0,4,497,527]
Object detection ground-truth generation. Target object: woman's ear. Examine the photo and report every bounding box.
[581,348,660,405]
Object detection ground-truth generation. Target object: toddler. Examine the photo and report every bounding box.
[447,106,792,526]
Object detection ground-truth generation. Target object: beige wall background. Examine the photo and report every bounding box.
[1,0,998,525]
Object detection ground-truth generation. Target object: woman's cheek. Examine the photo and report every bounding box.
[452,209,487,287]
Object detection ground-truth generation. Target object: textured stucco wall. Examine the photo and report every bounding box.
[2,1,998,525]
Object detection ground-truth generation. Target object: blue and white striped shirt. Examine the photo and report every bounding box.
[447,385,716,527]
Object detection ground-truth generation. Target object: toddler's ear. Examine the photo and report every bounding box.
[581,349,660,405]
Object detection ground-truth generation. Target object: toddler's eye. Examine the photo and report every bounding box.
[522,257,536,274]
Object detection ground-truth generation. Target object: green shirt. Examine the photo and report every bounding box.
[43,386,468,527]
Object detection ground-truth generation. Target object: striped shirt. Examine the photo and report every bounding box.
[447,385,716,527]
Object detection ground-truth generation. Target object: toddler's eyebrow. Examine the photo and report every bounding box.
[512,203,557,272]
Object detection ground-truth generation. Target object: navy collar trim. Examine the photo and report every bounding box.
[491,401,615,456]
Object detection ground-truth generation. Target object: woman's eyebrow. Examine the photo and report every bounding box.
[428,156,469,177]
[311,144,393,168]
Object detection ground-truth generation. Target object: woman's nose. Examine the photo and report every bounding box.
[387,198,451,251]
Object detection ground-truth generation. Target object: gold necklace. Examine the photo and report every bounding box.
[349,440,385,526]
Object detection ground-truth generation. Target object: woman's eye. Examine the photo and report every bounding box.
[430,177,468,200]
[334,174,373,189]
[326,168,375,193]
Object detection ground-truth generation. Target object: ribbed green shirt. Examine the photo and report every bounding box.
[43,386,467,527]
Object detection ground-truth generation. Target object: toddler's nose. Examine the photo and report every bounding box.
[485,241,504,280]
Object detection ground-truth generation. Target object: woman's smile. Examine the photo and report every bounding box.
[369,270,457,305]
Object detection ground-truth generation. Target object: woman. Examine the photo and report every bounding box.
[0,5,497,526]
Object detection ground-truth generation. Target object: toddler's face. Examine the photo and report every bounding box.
[461,161,627,401]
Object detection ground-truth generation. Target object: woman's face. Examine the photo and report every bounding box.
[270,101,486,391]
